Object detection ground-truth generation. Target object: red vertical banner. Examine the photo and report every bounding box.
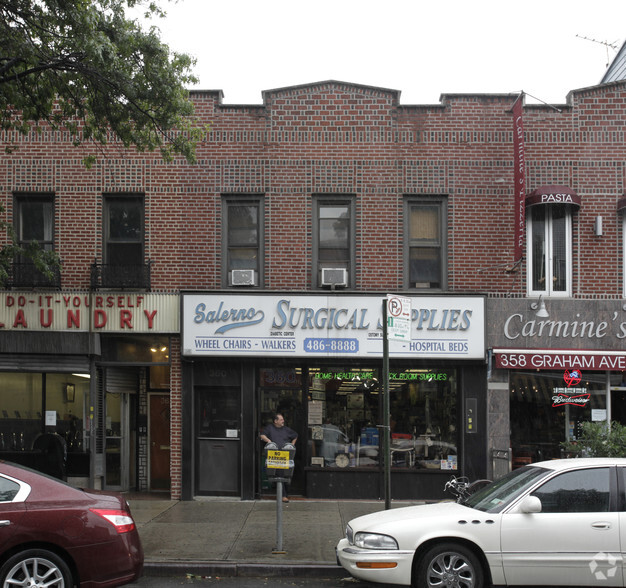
[512,94,526,263]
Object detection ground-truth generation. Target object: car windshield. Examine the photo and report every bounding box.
[463,465,550,513]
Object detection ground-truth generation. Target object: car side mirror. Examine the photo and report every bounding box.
[519,495,542,513]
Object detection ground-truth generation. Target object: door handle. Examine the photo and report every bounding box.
[591,522,612,530]
[0,520,10,527]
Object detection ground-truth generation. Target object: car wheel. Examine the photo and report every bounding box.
[0,548,73,588]
[416,542,484,588]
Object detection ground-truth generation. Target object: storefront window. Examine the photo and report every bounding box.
[0,372,89,458]
[307,366,458,470]
[510,371,606,467]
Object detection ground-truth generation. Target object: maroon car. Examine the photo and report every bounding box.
[0,461,143,587]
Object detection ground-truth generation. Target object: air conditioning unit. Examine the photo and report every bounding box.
[321,268,348,287]
[231,269,256,286]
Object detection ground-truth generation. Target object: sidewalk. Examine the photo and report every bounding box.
[129,497,424,578]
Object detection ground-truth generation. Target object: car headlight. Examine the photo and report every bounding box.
[353,532,399,550]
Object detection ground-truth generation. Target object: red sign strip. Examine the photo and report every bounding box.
[512,94,526,264]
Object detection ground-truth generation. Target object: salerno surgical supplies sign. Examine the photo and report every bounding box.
[182,294,485,359]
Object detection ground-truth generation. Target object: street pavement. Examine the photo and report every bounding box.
[129,497,424,578]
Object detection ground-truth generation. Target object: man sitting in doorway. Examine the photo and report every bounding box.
[260,413,297,502]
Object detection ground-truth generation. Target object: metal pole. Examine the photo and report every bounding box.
[273,482,285,553]
[382,299,391,509]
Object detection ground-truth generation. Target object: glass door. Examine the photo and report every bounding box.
[258,368,305,496]
[104,392,129,490]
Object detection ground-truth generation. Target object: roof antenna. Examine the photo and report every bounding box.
[576,34,620,68]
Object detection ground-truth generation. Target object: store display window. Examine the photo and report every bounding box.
[306,366,458,470]
[510,370,607,467]
[0,372,89,455]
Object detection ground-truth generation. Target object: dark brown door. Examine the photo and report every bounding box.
[149,394,170,491]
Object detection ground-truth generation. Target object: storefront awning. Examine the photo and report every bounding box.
[525,185,581,208]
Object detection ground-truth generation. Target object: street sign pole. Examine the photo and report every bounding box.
[382,295,411,510]
[382,299,391,510]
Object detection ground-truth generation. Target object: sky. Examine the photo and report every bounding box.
[136,0,626,106]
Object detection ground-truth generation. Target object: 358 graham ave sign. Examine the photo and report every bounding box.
[0,292,179,333]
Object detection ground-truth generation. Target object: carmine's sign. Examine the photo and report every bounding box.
[0,292,178,333]
[495,351,626,371]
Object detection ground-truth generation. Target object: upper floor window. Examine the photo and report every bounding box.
[222,196,263,287]
[93,194,148,289]
[313,196,355,289]
[12,193,58,287]
[104,194,144,266]
[405,197,447,290]
[527,204,572,297]
[15,193,54,253]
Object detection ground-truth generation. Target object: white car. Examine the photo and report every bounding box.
[336,458,626,587]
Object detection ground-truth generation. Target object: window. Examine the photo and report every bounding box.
[15,194,54,252]
[509,370,607,467]
[531,468,610,513]
[405,197,447,290]
[313,196,355,288]
[13,193,57,286]
[527,205,572,296]
[222,196,263,286]
[0,373,90,477]
[97,195,148,288]
[257,366,457,471]
[104,195,144,266]
[0,476,21,502]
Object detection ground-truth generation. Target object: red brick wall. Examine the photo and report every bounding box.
[2,81,626,296]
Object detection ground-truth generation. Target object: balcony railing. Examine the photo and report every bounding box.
[90,260,152,290]
[7,263,62,289]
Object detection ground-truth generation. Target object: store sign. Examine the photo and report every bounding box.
[563,369,582,387]
[494,350,626,371]
[551,370,589,408]
[182,294,485,359]
[0,292,179,333]
[552,389,590,407]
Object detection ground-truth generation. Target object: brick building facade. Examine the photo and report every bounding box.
[2,79,626,500]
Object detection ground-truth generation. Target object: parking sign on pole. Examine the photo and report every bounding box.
[386,295,411,341]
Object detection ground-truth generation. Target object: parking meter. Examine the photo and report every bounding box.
[264,442,296,482]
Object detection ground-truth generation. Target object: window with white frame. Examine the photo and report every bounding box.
[222,195,263,287]
[312,195,355,289]
[527,204,572,296]
[405,196,447,290]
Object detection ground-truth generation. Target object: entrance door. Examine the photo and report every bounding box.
[149,394,171,491]
[258,368,305,496]
[104,391,129,490]
[196,382,241,495]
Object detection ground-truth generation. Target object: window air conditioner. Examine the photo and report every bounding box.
[321,268,348,287]
[231,269,256,286]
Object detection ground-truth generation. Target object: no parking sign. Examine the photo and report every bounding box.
[386,295,411,341]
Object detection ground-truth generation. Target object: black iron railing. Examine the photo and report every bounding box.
[90,260,152,289]
[8,263,61,288]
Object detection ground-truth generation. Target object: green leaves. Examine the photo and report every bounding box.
[1,0,203,163]
[561,421,626,458]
